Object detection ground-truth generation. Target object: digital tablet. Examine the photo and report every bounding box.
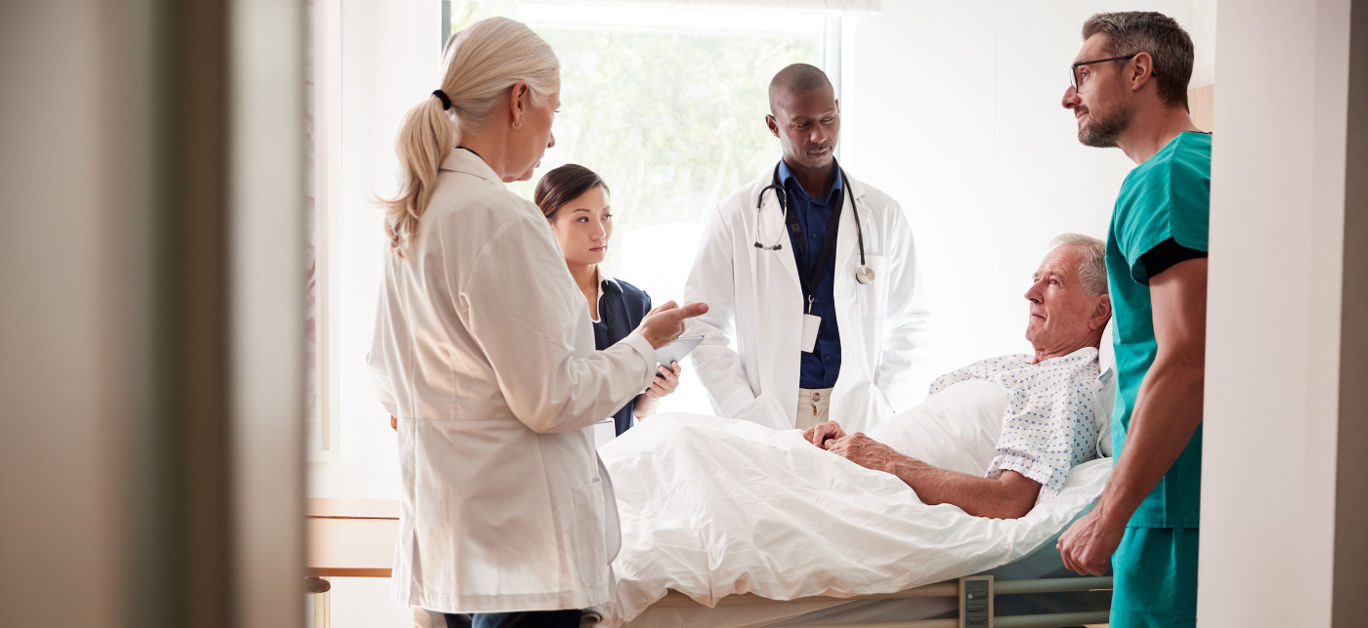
[655,334,703,367]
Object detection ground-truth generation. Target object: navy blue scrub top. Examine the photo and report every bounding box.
[593,275,652,436]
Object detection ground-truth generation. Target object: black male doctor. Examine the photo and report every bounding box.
[684,63,930,433]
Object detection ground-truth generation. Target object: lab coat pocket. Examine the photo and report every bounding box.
[855,255,887,316]
[569,475,611,589]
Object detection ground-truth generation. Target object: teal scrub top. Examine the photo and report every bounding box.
[1107,131,1211,529]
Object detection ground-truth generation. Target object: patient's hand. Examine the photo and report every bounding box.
[827,433,902,474]
[803,421,847,449]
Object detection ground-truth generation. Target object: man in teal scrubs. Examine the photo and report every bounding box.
[1055,12,1209,628]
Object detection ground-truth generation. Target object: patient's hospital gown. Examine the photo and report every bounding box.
[927,347,1103,497]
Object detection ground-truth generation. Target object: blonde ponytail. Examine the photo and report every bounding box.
[379,17,559,254]
[382,97,455,253]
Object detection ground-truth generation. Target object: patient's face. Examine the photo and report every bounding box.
[1023,246,1096,350]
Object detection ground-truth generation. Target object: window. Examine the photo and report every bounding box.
[306,1,848,458]
[448,0,832,414]
[306,0,341,457]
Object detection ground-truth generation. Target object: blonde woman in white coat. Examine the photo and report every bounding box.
[368,17,706,628]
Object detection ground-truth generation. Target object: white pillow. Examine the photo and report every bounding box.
[867,379,1009,476]
[1099,318,1117,375]
[1094,320,1117,457]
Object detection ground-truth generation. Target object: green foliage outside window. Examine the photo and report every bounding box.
[452,4,822,237]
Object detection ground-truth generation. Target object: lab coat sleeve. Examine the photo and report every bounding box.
[873,202,932,413]
[457,214,658,434]
[683,199,790,429]
[367,278,403,419]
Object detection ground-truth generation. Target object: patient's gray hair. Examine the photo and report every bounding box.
[1051,233,1107,295]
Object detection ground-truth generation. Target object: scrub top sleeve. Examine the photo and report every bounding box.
[1138,239,1207,281]
[1118,153,1211,284]
[1166,145,1212,253]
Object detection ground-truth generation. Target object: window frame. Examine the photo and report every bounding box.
[307,0,343,460]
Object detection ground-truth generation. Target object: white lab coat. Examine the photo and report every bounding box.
[683,167,930,433]
[368,149,656,614]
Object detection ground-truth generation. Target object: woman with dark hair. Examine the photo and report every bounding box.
[535,164,682,435]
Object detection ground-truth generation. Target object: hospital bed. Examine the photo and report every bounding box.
[590,542,1112,627]
[591,414,1115,628]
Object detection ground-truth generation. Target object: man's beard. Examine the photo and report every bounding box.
[1078,105,1131,148]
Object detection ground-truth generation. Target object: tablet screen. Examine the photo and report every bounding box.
[656,334,703,367]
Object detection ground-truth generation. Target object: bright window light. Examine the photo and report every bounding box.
[449,1,830,415]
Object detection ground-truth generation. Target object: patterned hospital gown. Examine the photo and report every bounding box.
[927,347,1102,498]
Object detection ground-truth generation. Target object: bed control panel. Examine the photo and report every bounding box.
[959,575,994,626]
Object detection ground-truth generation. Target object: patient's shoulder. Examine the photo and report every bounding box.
[927,354,1031,394]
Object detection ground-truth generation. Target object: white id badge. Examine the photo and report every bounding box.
[801,313,821,353]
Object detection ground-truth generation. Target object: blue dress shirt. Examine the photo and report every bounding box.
[778,160,843,389]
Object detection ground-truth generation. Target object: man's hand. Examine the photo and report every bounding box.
[1057,510,1125,575]
[390,415,398,431]
[827,432,903,474]
[637,301,709,349]
[803,420,847,449]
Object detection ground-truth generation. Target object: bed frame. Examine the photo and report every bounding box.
[589,575,1111,628]
[306,498,1111,628]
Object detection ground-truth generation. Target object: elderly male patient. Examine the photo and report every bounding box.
[805,234,1113,519]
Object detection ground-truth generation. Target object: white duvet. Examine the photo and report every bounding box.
[597,413,1112,625]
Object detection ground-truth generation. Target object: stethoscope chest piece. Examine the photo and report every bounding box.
[855,264,875,285]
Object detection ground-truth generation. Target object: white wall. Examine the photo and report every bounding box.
[839,0,1215,389]
[1201,1,1356,625]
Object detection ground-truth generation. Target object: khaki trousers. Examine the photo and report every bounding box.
[795,387,834,431]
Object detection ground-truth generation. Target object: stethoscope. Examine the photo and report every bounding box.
[753,162,875,285]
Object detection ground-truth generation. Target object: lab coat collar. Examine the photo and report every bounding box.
[831,173,860,287]
[752,170,803,294]
[843,169,869,203]
[438,147,500,182]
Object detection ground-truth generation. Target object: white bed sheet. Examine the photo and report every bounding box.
[596,414,1113,626]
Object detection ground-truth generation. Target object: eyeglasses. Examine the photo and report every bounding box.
[1069,53,1140,93]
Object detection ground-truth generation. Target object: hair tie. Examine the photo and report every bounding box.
[431,89,452,111]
